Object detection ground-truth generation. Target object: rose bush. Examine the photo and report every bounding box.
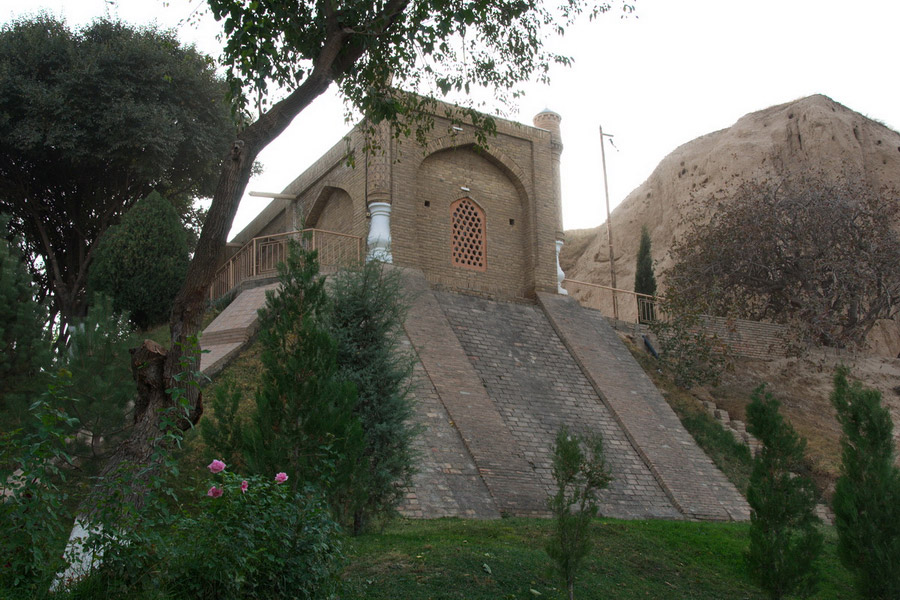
[77,461,343,599]
[161,462,343,599]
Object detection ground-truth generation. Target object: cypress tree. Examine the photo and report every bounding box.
[89,191,190,330]
[634,225,657,297]
[329,260,419,534]
[242,242,364,499]
[745,385,822,599]
[831,367,900,599]
[634,225,657,323]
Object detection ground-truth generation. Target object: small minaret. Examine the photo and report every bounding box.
[533,109,567,295]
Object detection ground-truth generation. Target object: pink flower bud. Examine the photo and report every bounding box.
[274,472,288,484]
[241,480,249,493]
[207,486,223,498]
[207,459,226,474]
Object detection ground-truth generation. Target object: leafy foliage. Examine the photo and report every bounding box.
[209,0,632,135]
[665,173,900,349]
[745,386,822,599]
[329,260,419,534]
[649,292,730,388]
[545,425,612,600]
[0,16,235,325]
[831,367,900,599]
[0,215,50,425]
[89,192,190,330]
[83,464,343,600]
[0,372,79,594]
[242,242,364,501]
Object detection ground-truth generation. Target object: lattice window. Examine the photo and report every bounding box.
[450,197,486,271]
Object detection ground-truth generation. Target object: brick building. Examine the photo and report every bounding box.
[205,101,751,522]
[226,101,569,299]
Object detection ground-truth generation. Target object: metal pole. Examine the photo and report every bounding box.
[599,125,618,320]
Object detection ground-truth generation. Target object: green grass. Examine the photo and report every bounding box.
[342,518,857,600]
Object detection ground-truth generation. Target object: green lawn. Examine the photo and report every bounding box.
[342,518,857,600]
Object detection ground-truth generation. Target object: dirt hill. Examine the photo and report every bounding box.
[561,95,900,489]
[561,94,900,357]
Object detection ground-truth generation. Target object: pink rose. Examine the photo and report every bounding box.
[241,480,249,493]
[274,472,288,484]
[207,459,226,474]
[207,486,223,498]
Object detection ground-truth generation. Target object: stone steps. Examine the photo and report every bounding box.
[200,283,278,376]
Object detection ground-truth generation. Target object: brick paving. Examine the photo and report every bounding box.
[537,292,750,521]
[436,291,681,520]
[402,270,549,517]
[399,340,500,519]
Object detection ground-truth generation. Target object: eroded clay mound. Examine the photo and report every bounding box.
[562,94,900,357]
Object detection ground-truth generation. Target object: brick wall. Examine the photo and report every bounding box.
[311,188,363,237]
[393,147,529,295]
[699,316,789,359]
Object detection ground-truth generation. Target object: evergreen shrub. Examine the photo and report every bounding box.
[745,385,822,599]
[329,260,419,534]
[241,242,364,500]
[831,367,900,599]
[0,214,49,425]
[546,425,612,600]
[89,191,189,329]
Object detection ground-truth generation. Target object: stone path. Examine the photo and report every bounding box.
[537,292,750,521]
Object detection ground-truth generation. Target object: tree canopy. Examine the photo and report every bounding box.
[663,173,900,348]
[0,15,236,328]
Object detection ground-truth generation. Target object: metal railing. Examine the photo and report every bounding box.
[209,229,363,302]
[562,279,660,324]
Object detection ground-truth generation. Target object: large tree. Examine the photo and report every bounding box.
[664,173,900,348]
[98,0,634,503]
[0,16,235,328]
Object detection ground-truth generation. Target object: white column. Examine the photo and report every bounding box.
[556,239,568,295]
[366,202,393,263]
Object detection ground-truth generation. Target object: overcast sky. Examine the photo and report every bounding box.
[3,0,899,239]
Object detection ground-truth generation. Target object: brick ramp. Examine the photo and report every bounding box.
[401,349,500,519]
[200,284,278,376]
[537,292,750,521]
[402,270,549,517]
[435,292,681,520]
